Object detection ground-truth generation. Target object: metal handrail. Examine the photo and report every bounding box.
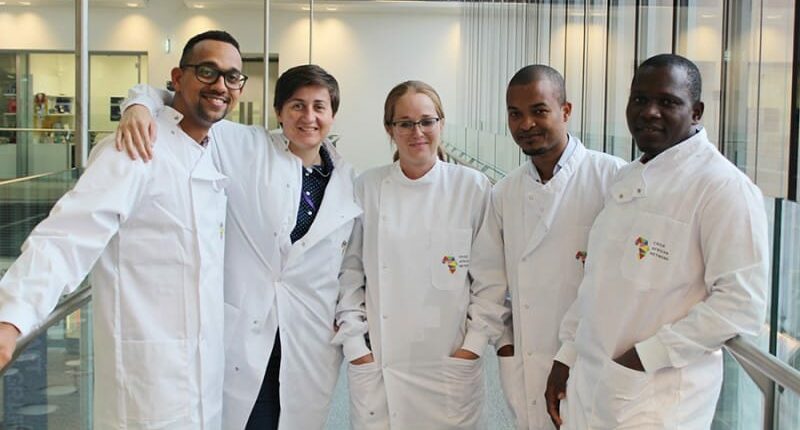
[0,168,77,187]
[725,335,800,396]
[0,284,92,376]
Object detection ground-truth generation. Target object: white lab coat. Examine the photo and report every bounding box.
[334,160,508,429]
[555,128,769,429]
[470,137,624,429]
[125,85,362,429]
[211,124,361,430]
[0,107,228,429]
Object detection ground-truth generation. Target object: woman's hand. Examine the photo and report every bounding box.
[115,104,157,161]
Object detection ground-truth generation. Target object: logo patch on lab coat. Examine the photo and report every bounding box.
[575,251,587,265]
[635,237,649,259]
[635,236,670,261]
[442,256,458,273]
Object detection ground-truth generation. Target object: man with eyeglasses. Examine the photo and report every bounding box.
[0,30,243,429]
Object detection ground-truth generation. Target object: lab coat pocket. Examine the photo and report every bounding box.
[121,339,190,424]
[497,355,529,428]
[431,228,472,291]
[347,361,390,430]
[620,214,689,291]
[593,359,653,427]
[443,356,485,422]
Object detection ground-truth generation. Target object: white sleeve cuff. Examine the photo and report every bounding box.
[495,325,513,349]
[342,335,371,362]
[0,301,40,337]
[636,335,673,372]
[462,330,489,357]
[554,341,577,368]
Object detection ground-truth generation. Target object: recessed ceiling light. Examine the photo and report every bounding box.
[700,14,716,19]
[194,4,206,8]
[326,7,338,11]
[126,2,139,7]
[301,6,310,11]
[19,1,32,5]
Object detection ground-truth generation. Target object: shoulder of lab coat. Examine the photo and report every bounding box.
[121,83,172,117]
[332,166,388,361]
[635,137,769,372]
[0,135,153,336]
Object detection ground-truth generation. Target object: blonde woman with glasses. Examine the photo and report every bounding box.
[333,80,508,429]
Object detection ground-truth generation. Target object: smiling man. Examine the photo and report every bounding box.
[468,64,624,429]
[0,30,243,428]
[545,54,769,429]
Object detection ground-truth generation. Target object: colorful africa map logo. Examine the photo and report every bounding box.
[442,256,458,274]
[635,236,650,259]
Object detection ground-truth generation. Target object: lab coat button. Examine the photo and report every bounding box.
[382,315,388,320]
[523,303,530,309]
[531,399,537,405]
[234,366,240,372]
[527,351,533,356]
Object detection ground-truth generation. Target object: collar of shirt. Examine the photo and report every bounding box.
[304,145,334,177]
[529,134,577,183]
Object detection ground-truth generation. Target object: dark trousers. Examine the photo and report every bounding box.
[245,333,281,429]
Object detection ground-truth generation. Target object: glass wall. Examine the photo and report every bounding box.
[454,0,798,200]
[0,51,148,179]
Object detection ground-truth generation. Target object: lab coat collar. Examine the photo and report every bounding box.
[612,127,709,204]
[159,106,212,150]
[520,137,588,258]
[285,138,362,261]
[637,127,708,168]
[390,157,441,185]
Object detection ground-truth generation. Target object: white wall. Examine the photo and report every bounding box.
[0,2,462,172]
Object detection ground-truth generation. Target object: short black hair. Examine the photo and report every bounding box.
[636,54,702,103]
[179,30,241,67]
[507,64,567,105]
[273,64,340,115]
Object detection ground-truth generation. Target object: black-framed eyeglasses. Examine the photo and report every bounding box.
[181,64,248,90]
[389,117,441,134]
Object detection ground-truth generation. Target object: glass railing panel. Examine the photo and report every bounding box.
[0,130,109,180]
[776,387,799,429]
[0,296,92,429]
[0,169,78,275]
[712,350,767,429]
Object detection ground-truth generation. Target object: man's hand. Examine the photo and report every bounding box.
[0,322,21,369]
[115,104,157,162]
[545,360,570,428]
[613,347,645,372]
[350,352,375,365]
[497,344,514,357]
[451,348,480,360]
